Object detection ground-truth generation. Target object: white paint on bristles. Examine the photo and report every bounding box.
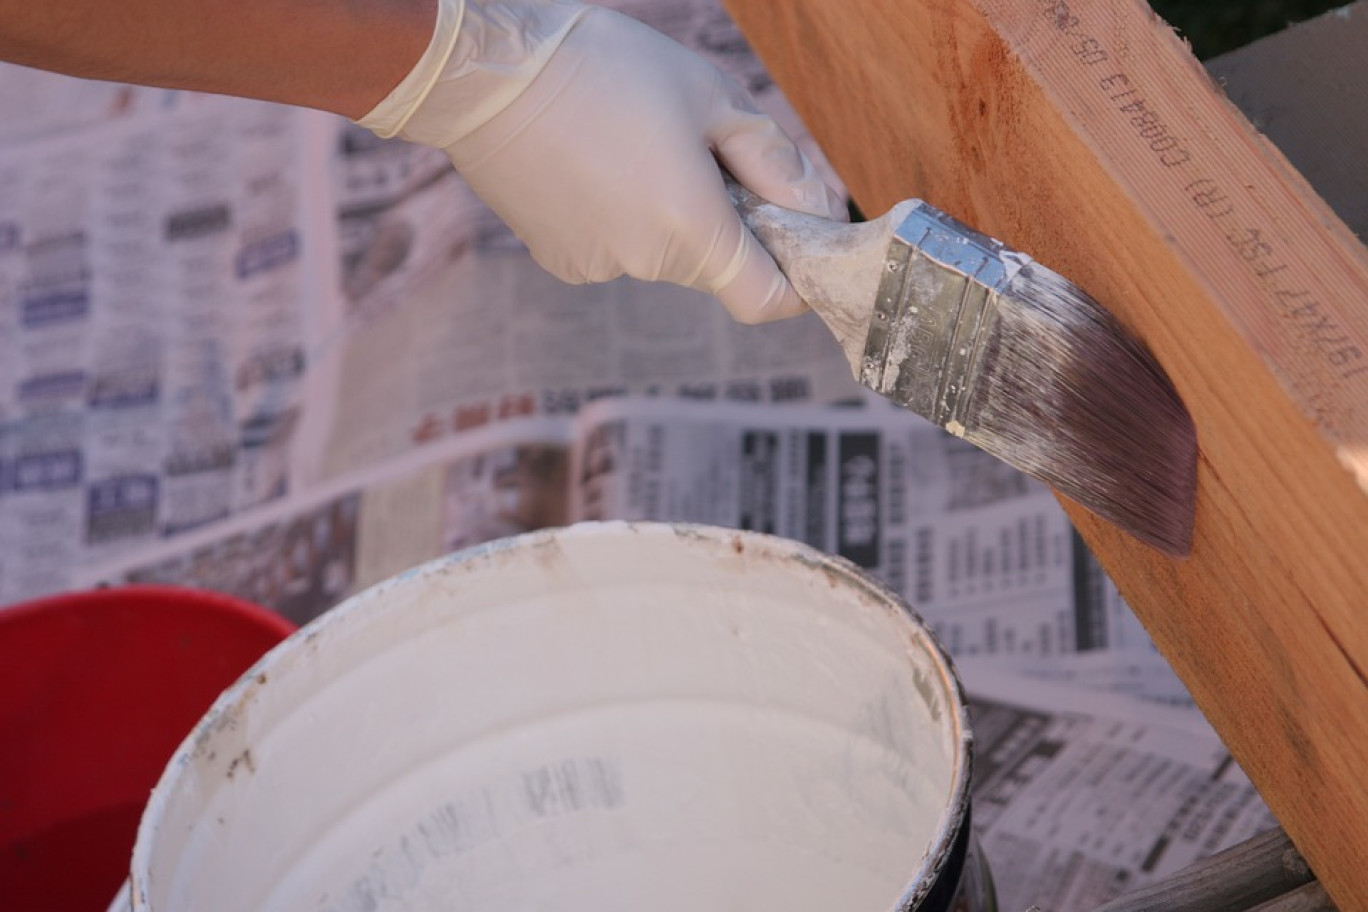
[131,522,969,912]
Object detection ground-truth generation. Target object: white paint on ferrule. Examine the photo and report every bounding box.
[130,522,972,912]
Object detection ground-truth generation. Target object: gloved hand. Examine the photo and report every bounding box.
[356,0,846,323]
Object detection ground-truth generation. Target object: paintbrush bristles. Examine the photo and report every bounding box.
[963,264,1197,555]
[727,176,1197,554]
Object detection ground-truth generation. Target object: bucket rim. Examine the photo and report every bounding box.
[130,521,974,912]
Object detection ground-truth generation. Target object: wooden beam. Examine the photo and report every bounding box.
[722,1,1368,907]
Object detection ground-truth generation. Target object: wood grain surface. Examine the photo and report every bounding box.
[722,1,1368,907]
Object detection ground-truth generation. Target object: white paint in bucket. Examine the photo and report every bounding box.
[128,522,976,911]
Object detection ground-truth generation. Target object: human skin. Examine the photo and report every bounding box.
[0,0,436,118]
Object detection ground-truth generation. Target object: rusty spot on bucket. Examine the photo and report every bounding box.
[226,748,256,781]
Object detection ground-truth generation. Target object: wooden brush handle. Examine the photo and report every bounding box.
[725,174,897,368]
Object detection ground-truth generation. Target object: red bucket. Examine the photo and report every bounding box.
[0,586,295,911]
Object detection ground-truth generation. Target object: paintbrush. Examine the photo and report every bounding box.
[728,177,1197,556]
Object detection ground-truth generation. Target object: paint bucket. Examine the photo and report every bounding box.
[0,585,295,912]
[128,522,993,911]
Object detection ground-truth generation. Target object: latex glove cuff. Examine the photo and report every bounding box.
[356,0,588,147]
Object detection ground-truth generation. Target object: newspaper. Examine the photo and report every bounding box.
[0,95,328,603]
[960,663,1278,912]
[87,396,1123,647]
[569,396,1172,661]
[85,414,578,624]
[0,62,180,145]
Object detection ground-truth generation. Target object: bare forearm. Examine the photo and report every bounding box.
[0,0,436,118]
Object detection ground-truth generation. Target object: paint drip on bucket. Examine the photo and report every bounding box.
[122,522,996,911]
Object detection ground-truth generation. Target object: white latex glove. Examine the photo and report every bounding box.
[357,0,846,323]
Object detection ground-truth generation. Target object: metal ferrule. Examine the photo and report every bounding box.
[861,204,1028,431]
